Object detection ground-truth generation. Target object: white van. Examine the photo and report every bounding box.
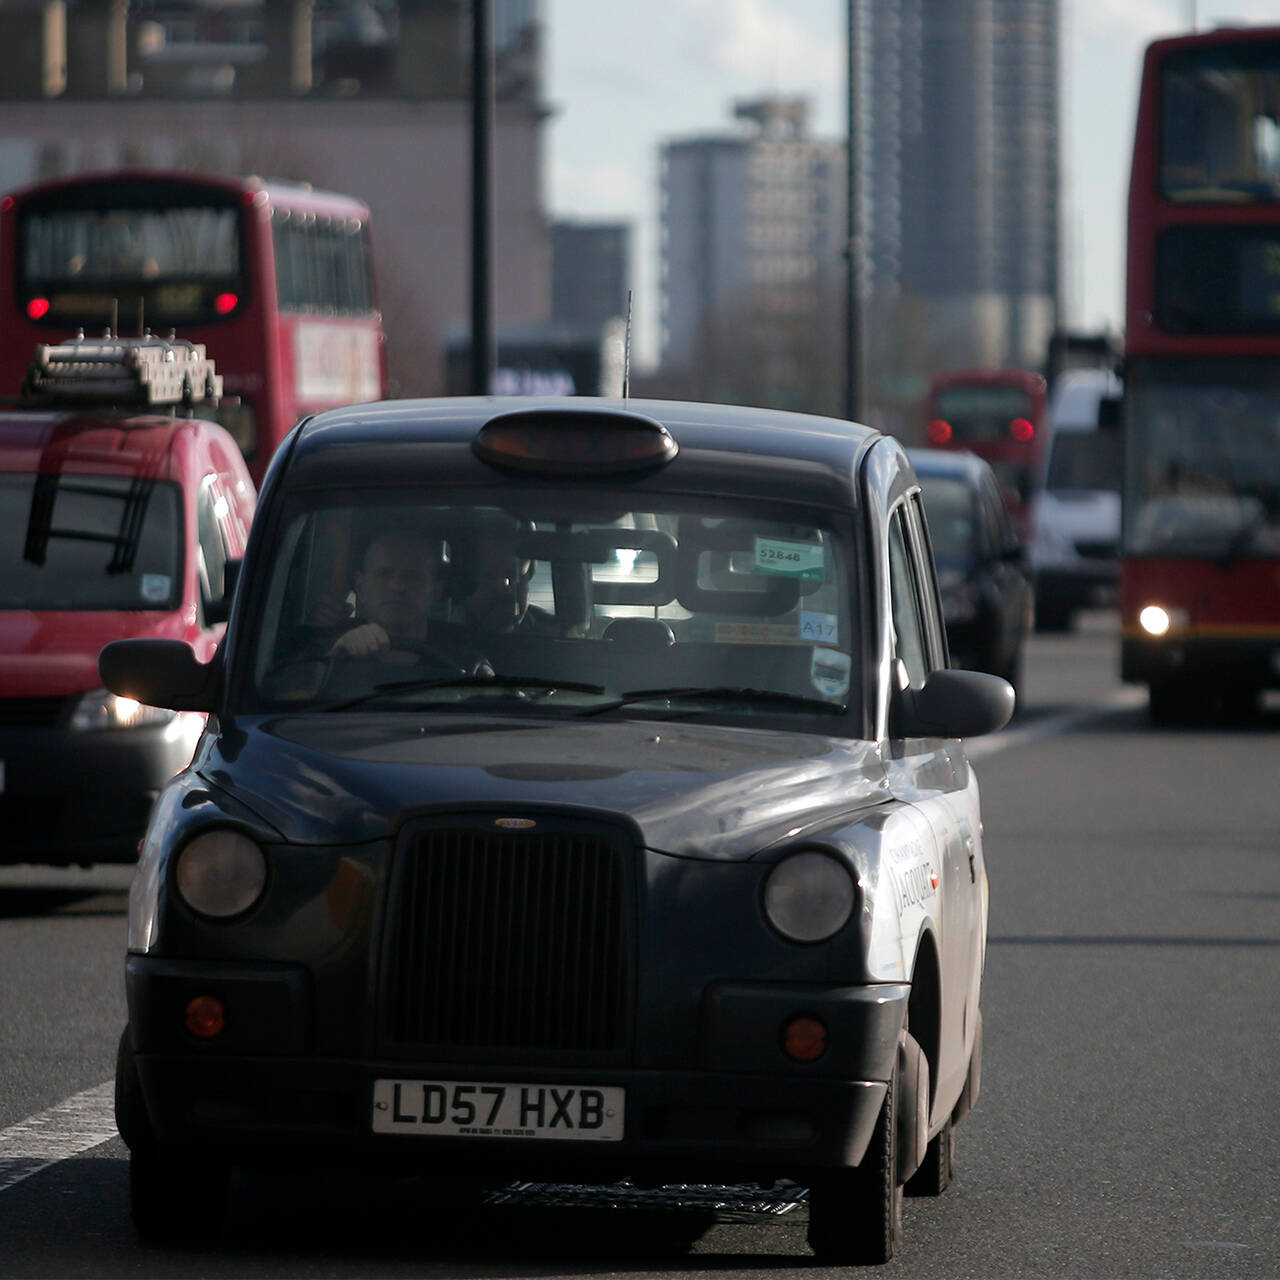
[1030,369,1124,631]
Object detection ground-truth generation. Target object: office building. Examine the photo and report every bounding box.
[858,0,1060,372]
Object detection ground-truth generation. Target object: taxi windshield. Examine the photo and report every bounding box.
[242,490,857,723]
[0,473,181,611]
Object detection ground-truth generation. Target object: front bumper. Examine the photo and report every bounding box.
[0,718,200,864]
[125,955,907,1182]
[1122,631,1280,690]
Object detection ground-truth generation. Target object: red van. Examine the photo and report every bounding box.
[0,336,255,865]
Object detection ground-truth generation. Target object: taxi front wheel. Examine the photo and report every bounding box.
[806,1053,904,1264]
[130,1144,231,1245]
[116,1028,230,1243]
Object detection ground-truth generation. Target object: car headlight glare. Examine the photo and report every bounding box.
[175,829,267,919]
[763,851,856,943]
[70,688,175,731]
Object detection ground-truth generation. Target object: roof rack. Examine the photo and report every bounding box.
[22,333,223,409]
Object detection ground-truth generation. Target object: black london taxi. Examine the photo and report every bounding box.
[101,397,1013,1264]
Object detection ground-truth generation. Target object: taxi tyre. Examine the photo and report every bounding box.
[906,1118,955,1197]
[806,1036,915,1264]
[116,1028,231,1243]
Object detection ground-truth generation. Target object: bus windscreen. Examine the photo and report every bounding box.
[19,203,244,328]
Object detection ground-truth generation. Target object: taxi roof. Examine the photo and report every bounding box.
[282,397,884,506]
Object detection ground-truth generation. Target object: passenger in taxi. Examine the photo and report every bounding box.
[331,529,442,660]
[448,518,561,636]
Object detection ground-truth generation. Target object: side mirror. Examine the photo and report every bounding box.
[99,639,221,713]
[897,667,1014,739]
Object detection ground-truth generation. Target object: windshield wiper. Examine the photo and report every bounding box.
[580,685,846,717]
[317,674,609,714]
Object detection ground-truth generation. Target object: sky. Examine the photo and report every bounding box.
[543,0,1280,369]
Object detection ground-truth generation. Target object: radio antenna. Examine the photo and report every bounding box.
[621,290,633,399]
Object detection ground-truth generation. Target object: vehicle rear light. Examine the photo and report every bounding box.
[184,995,226,1039]
[1,196,14,212]
[926,418,953,445]
[1010,417,1035,442]
[213,292,239,315]
[782,1015,828,1063]
[26,297,51,320]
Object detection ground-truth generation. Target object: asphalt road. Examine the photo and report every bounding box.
[2,613,1277,1278]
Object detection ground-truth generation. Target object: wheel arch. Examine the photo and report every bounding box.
[907,927,942,1115]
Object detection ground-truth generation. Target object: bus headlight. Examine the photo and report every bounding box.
[763,851,856,943]
[175,829,267,919]
[1139,605,1189,637]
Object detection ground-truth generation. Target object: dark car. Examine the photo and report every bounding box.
[909,448,1033,694]
[103,398,1012,1264]
[0,335,254,865]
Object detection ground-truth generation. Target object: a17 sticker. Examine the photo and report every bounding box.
[754,537,824,580]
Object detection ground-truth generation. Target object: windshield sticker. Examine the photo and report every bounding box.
[799,610,839,644]
[715,622,802,645]
[810,647,851,698]
[140,574,171,604]
[754,537,825,580]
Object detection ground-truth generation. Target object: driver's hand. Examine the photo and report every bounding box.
[330,622,390,657]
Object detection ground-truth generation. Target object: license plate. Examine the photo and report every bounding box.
[372,1079,625,1141]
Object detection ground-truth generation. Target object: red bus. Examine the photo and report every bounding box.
[1120,26,1280,720]
[0,169,386,487]
[922,367,1048,538]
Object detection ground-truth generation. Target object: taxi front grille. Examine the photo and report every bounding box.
[381,825,631,1055]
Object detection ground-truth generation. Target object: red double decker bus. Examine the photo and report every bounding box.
[922,367,1048,538]
[0,170,386,486]
[1120,26,1280,720]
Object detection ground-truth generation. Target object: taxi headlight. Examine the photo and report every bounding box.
[174,829,267,919]
[763,851,856,943]
[70,688,175,731]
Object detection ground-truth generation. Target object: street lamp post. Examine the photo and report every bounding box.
[470,0,495,395]
[844,0,863,423]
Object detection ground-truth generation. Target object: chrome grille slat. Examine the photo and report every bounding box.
[383,824,630,1054]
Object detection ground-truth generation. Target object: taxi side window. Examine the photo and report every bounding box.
[903,492,949,669]
[888,507,928,689]
[197,480,229,618]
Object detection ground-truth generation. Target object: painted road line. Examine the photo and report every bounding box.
[965,686,1147,761]
[0,1082,117,1192]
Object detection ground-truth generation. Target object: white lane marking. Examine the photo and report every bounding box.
[0,1081,117,1192]
[965,686,1146,761]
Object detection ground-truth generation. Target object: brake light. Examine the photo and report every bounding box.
[1010,417,1035,442]
[213,292,239,315]
[26,297,51,320]
[926,418,953,445]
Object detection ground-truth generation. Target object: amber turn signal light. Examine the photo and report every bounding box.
[184,995,226,1039]
[782,1015,828,1063]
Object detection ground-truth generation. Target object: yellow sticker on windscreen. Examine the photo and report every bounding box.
[754,537,824,580]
